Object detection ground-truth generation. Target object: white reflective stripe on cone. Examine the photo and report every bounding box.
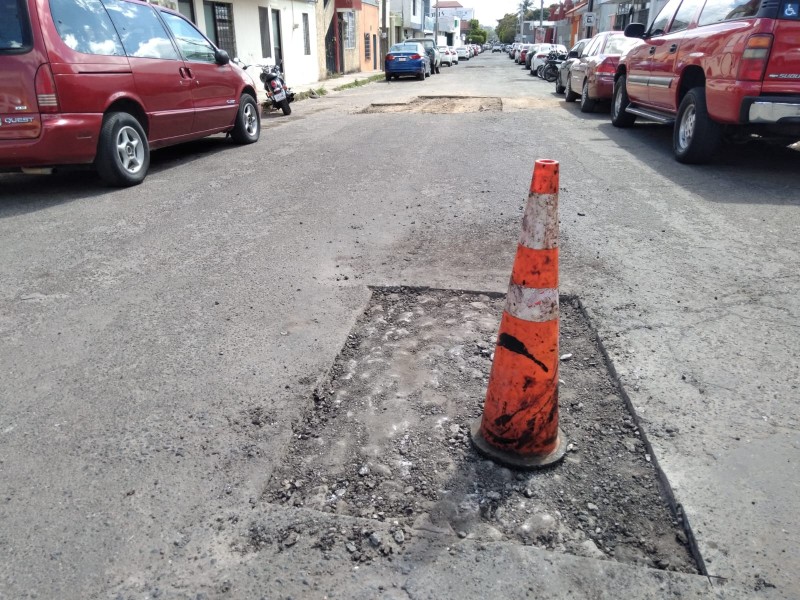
[505,286,559,322]
[519,192,559,250]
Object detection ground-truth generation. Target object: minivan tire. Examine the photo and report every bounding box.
[95,112,150,187]
[674,88,720,164]
[611,75,637,128]
[231,94,261,143]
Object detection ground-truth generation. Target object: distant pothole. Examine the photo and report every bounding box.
[361,96,502,114]
[262,286,699,573]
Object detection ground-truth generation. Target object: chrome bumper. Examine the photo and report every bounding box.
[749,101,800,123]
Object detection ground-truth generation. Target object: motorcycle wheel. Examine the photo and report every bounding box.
[280,98,291,116]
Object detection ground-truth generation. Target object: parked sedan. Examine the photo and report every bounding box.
[385,42,430,80]
[492,44,502,52]
[448,46,459,64]
[456,46,470,60]
[565,32,640,112]
[438,46,454,66]
[555,39,589,94]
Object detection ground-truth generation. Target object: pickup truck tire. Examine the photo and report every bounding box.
[611,75,636,128]
[674,88,721,164]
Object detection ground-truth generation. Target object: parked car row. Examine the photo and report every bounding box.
[384,41,484,81]
[523,0,800,164]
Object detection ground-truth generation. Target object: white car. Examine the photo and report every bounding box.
[438,46,453,66]
[456,46,470,60]
[448,46,459,64]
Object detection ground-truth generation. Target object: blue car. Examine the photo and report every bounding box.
[385,42,431,81]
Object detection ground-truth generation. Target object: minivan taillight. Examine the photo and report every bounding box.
[35,64,60,113]
[738,35,773,81]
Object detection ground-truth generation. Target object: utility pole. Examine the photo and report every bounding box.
[586,0,594,37]
[434,0,438,43]
[381,0,387,69]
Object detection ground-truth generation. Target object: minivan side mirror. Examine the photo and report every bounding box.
[215,48,230,65]
[568,50,579,58]
[624,23,646,38]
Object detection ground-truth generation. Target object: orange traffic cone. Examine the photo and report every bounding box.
[470,159,566,469]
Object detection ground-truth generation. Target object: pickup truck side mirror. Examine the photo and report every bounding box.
[624,23,646,38]
[568,50,579,58]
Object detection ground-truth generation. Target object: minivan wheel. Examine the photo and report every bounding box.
[611,75,637,128]
[95,112,150,187]
[231,94,260,143]
[674,88,720,164]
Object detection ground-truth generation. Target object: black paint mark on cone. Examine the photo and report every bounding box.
[497,333,549,372]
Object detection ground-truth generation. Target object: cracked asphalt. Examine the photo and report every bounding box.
[0,53,797,598]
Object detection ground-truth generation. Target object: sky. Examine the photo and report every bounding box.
[468,0,527,26]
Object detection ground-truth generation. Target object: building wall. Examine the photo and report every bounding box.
[358,2,381,72]
[179,0,320,86]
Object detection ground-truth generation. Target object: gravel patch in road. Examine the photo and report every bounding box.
[262,287,697,573]
[361,96,502,114]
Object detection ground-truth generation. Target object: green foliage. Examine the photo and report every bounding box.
[495,12,519,43]
[466,19,487,44]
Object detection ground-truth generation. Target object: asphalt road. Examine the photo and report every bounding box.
[0,53,797,598]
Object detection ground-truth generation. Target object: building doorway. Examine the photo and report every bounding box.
[271,9,283,71]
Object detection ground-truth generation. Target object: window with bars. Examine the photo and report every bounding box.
[302,13,310,55]
[364,32,370,60]
[343,11,355,49]
[202,1,236,57]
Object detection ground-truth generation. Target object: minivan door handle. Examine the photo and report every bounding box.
[669,44,678,53]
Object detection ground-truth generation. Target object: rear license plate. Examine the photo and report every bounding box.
[274,90,286,102]
[398,57,407,62]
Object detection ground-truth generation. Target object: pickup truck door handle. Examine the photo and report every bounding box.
[669,44,678,53]
[649,46,656,55]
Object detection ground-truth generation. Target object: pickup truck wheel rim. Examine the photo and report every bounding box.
[614,86,623,115]
[678,105,696,151]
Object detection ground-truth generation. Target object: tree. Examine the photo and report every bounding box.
[482,25,496,41]
[495,12,519,43]
[466,19,487,44]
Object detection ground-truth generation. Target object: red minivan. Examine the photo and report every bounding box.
[0,0,260,186]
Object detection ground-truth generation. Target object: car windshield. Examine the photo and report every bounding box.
[390,44,419,52]
[604,36,639,54]
[0,0,32,52]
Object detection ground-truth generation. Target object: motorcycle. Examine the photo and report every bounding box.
[233,59,294,116]
[541,50,566,83]
[259,63,294,115]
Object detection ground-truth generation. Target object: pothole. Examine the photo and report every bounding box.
[263,287,698,573]
[361,96,502,114]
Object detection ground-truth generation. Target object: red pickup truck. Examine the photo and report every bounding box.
[611,0,800,163]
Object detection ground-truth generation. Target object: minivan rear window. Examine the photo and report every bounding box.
[49,0,124,55]
[0,0,32,52]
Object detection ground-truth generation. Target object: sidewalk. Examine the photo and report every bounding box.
[292,70,384,95]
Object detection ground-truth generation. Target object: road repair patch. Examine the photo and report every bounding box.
[263,287,697,572]
[361,96,502,114]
